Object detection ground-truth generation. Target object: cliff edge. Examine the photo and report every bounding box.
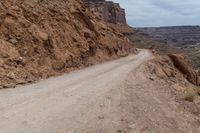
[83,0,127,24]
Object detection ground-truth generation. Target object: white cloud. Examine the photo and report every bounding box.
[112,0,200,27]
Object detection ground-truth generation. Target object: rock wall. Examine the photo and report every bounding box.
[0,0,133,88]
[83,0,127,24]
[169,54,200,86]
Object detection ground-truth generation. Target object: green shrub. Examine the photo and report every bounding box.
[184,88,197,102]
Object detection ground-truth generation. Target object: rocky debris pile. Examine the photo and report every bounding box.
[83,0,127,24]
[143,54,200,118]
[0,0,133,88]
[169,54,200,86]
[146,56,185,83]
[146,54,200,86]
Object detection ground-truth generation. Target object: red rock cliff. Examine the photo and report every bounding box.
[83,0,127,24]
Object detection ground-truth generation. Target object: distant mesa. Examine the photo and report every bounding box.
[135,26,200,70]
[135,26,200,47]
[83,0,127,24]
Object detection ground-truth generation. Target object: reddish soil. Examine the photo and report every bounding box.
[0,0,134,88]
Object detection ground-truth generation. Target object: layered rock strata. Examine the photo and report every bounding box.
[83,0,127,24]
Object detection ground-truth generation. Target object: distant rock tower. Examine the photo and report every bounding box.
[83,0,127,24]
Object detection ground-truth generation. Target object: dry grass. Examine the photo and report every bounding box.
[184,88,197,102]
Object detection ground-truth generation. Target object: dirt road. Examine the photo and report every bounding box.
[0,50,199,133]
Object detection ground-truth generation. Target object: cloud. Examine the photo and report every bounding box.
[112,0,200,27]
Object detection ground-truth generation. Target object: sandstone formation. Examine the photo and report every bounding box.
[146,55,200,88]
[83,0,127,24]
[0,0,133,88]
[147,56,182,82]
[169,54,200,86]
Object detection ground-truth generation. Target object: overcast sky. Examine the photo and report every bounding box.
[112,0,200,27]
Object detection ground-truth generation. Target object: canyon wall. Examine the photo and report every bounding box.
[135,26,200,47]
[135,26,200,69]
[83,0,127,24]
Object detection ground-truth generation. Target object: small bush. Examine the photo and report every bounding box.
[184,88,197,102]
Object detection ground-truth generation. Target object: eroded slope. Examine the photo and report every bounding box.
[0,0,133,88]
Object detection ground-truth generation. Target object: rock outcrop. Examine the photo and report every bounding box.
[146,55,200,87]
[83,0,127,24]
[169,54,200,86]
[0,0,133,88]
